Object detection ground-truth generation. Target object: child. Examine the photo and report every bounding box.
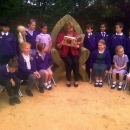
[89,39,111,87]
[0,59,21,105]
[35,43,53,90]
[26,19,39,55]
[0,85,3,93]
[0,19,16,65]
[83,24,97,77]
[36,23,52,53]
[110,22,126,61]
[111,45,128,90]
[96,22,110,50]
[17,42,44,96]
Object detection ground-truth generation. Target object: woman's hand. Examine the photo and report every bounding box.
[10,79,15,87]
[90,69,92,73]
[34,71,41,79]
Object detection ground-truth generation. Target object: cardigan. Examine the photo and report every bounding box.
[89,49,111,71]
[35,52,52,70]
[56,32,81,57]
[17,54,37,80]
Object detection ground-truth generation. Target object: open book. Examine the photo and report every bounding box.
[63,34,85,46]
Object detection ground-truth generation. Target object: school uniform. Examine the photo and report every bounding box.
[17,54,44,90]
[36,33,52,51]
[35,52,52,70]
[112,54,129,74]
[0,32,16,65]
[96,32,110,50]
[110,33,126,61]
[89,49,111,77]
[0,64,20,97]
[26,29,39,55]
[83,33,97,77]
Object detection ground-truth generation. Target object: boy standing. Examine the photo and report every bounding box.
[83,24,97,77]
[110,22,126,61]
[0,20,16,65]
[0,59,21,105]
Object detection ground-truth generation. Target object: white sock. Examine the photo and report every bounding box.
[44,83,47,86]
[48,81,51,85]
[99,80,103,83]
[119,82,123,85]
[113,81,116,84]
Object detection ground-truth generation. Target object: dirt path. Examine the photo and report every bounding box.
[0,74,130,130]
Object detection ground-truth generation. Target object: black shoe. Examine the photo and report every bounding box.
[111,84,116,89]
[117,85,122,91]
[74,83,79,87]
[66,84,71,87]
[98,82,103,87]
[13,97,21,104]
[21,80,28,85]
[38,87,44,93]
[9,98,15,106]
[26,89,33,96]
[94,83,99,87]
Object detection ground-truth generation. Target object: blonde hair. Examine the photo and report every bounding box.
[98,39,106,45]
[64,21,74,32]
[17,25,26,44]
[20,42,31,51]
[115,45,124,53]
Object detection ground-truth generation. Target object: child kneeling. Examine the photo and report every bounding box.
[90,39,111,87]
[111,45,129,90]
[0,59,21,105]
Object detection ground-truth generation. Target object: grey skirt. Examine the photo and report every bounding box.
[93,63,107,77]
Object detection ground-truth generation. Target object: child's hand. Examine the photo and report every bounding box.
[105,70,108,75]
[34,71,41,79]
[10,79,15,87]
[90,69,92,73]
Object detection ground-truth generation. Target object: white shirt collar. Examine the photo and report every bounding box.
[116,33,123,36]
[22,53,30,58]
[40,33,47,35]
[101,32,106,34]
[2,31,9,36]
[6,64,10,72]
[88,33,92,35]
[117,54,124,57]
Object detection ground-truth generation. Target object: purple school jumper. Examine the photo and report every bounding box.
[36,33,52,50]
[0,32,16,56]
[83,33,97,51]
[35,52,52,70]
[17,54,37,80]
[96,32,110,50]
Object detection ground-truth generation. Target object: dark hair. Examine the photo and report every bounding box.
[1,19,10,27]
[8,59,18,68]
[37,43,46,52]
[100,22,107,28]
[40,23,47,29]
[116,22,124,28]
[98,39,106,45]
[86,24,94,29]
[27,19,36,24]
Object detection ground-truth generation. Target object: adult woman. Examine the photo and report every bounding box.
[56,21,81,87]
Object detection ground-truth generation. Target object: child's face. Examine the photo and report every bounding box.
[86,28,93,34]
[115,25,122,34]
[41,46,47,53]
[1,26,10,33]
[66,27,73,33]
[9,67,17,73]
[41,26,47,34]
[98,42,106,50]
[21,29,26,36]
[22,45,30,55]
[100,24,106,32]
[28,22,36,30]
[117,48,124,57]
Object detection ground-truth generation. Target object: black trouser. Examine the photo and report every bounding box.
[62,54,79,81]
[0,77,20,97]
[126,53,130,72]
[0,55,14,65]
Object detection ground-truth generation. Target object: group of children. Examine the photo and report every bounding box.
[0,19,53,105]
[84,22,130,90]
[0,19,130,105]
